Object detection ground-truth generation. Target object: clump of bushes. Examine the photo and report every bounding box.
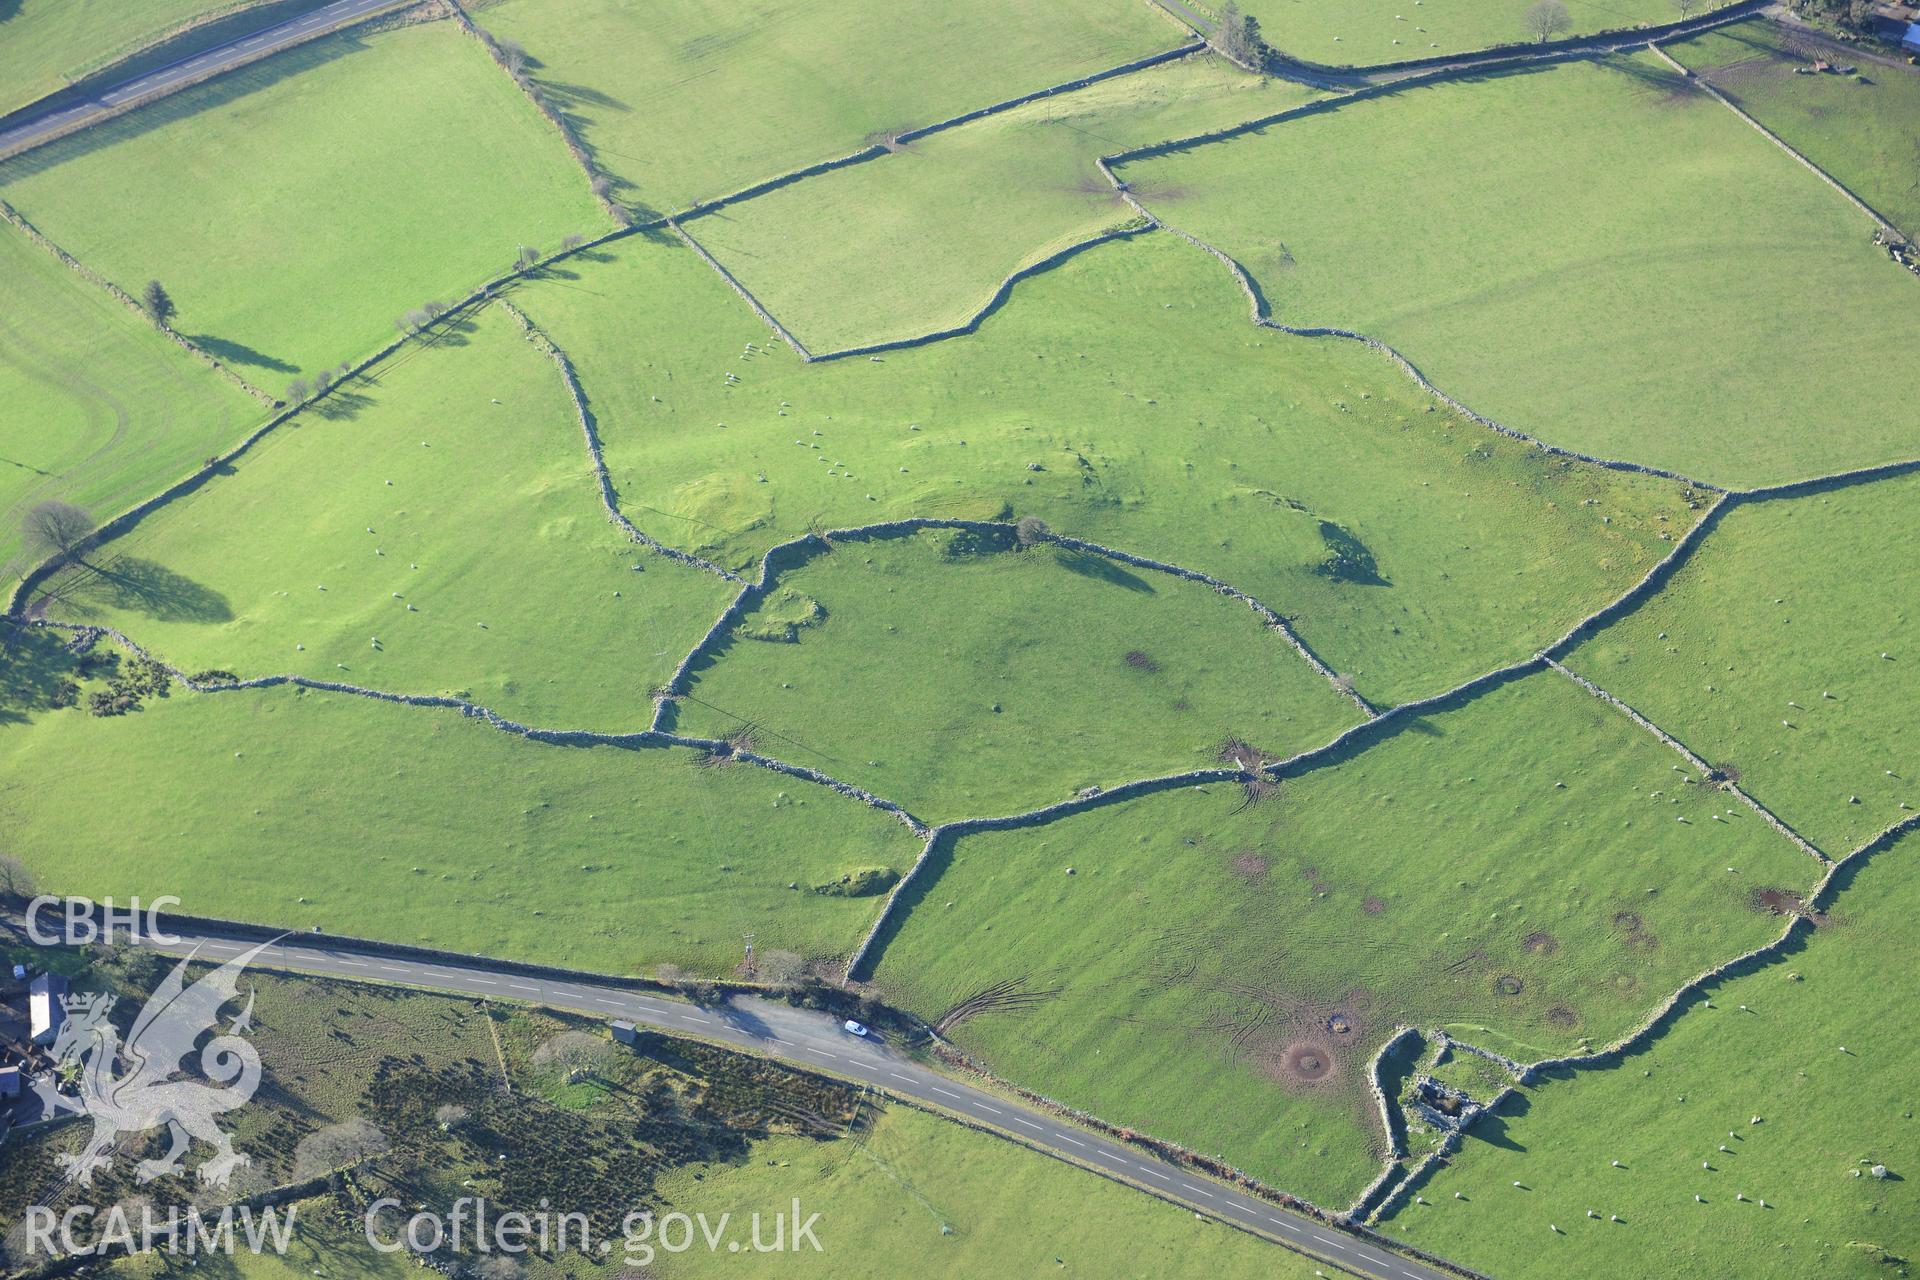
[86,655,171,717]
[813,867,900,898]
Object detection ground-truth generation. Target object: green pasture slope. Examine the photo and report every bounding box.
[672,526,1365,821]
[1237,0,1671,69]
[865,669,1818,1206]
[684,54,1319,353]
[1667,18,1920,239]
[467,0,1184,217]
[1386,829,1920,1280]
[516,230,1700,709]
[31,302,737,731]
[653,1106,1329,1279]
[1569,471,1920,854]
[0,680,918,975]
[1119,53,1920,488]
[0,225,258,582]
[0,0,275,117]
[0,15,606,383]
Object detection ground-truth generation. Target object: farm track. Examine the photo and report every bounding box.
[6,7,1919,1269]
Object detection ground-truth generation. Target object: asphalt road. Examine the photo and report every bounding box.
[133,928,1450,1280]
[0,0,402,160]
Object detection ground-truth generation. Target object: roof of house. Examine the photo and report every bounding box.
[27,973,68,1037]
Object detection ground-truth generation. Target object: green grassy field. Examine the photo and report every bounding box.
[1236,0,1674,69]
[468,0,1185,218]
[1118,54,1920,488]
[0,0,279,117]
[671,526,1364,821]
[1384,829,1920,1279]
[0,16,607,383]
[0,682,919,975]
[516,230,1699,710]
[1667,18,1920,239]
[1567,474,1919,855]
[653,1104,1328,1278]
[865,669,1818,1206]
[30,301,737,730]
[684,55,1317,352]
[0,224,260,583]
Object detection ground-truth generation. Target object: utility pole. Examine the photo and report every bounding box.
[742,932,756,977]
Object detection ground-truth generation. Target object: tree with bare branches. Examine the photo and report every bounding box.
[1523,0,1572,40]
[22,500,93,564]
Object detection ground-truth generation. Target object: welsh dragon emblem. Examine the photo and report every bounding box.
[48,941,275,1190]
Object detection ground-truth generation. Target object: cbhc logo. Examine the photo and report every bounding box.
[25,895,181,946]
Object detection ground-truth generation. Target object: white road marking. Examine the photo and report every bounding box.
[1311,1233,1349,1253]
[975,1103,1002,1115]
[1182,1184,1216,1200]
[929,1086,966,1101]
[1058,1136,1086,1148]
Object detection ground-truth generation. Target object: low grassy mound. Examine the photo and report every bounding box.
[1386,829,1920,1280]
[653,1104,1328,1278]
[31,302,737,730]
[684,54,1317,352]
[1238,0,1671,69]
[865,670,1819,1206]
[468,0,1184,217]
[0,15,607,381]
[0,682,918,975]
[672,526,1364,820]
[1667,18,1920,239]
[1118,54,1920,488]
[1568,473,1920,854]
[0,226,258,583]
[517,230,1699,709]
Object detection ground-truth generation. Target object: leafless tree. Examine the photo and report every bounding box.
[756,949,807,986]
[292,1118,389,1181]
[1210,2,1266,68]
[22,500,93,563]
[474,1257,524,1280]
[515,244,539,271]
[0,854,34,901]
[1523,0,1572,41]
[1014,515,1050,548]
[1672,0,1698,18]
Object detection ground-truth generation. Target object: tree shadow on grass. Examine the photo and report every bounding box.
[1053,549,1155,593]
[0,623,81,727]
[47,555,232,624]
[185,334,299,374]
